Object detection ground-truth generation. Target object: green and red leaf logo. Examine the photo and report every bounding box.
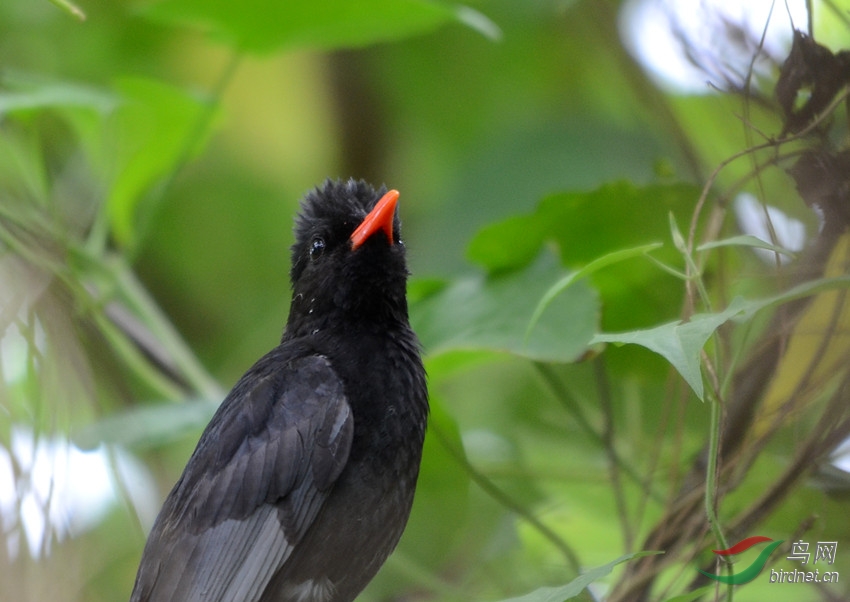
[700,536,784,585]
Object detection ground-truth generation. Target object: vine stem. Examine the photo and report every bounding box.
[704,388,732,599]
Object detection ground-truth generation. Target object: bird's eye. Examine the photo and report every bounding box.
[310,236,326,259]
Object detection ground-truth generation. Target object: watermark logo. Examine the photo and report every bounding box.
[700,536,784,585]
[699,536,840,586]
[770,539,840,584]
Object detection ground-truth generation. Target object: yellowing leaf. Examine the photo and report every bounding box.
[753,231,850,439]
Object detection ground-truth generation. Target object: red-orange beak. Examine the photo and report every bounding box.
[350,189,399,251]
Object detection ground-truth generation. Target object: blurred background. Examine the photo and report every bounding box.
[3,0,850,600]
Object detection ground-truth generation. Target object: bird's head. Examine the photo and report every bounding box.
[285,179,410,337]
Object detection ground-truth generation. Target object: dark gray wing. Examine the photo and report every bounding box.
[130,354,353,602]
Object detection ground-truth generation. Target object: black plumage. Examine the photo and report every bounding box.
[130,179,428,602]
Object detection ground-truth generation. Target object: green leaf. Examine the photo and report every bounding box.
[105,77,213,248]
[141,0,496,54]
[697,234,798,258]
[411,252,598,363]
[0,75,213,250]
[525,243,663,341]
[494,551,661,602]
[73,398,220,450]
[466,182,701,332]
[466,213,547,274]
[0,72,118,115]
[591,275,850,400]
[48,0,86,21]
[592,298,749,401]
[467,181,701,273]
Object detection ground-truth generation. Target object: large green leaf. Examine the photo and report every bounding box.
[0,75,211,250]
[466,181,702,332]
[141,0,496,54]
[105,77,213,248]
[411,252,598,363]
[467,181,701,272]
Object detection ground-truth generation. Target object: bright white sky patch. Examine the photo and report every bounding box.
[1,311,161,559]
[832,438,850,473]
[0,426,158,559]
[619,0,809,93]
[734,193,807,263]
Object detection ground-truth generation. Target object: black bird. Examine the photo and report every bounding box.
[130,179,429,602]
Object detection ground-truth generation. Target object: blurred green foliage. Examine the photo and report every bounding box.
[3,1,850,602]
